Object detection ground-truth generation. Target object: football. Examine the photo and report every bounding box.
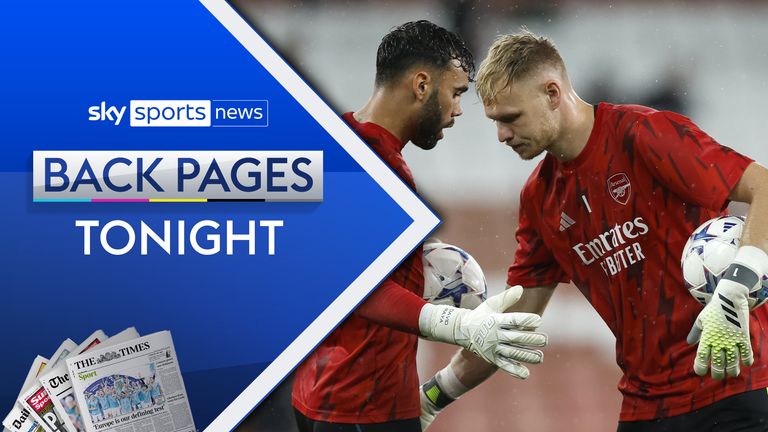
[423,242,487,309]
[681,215,768,308]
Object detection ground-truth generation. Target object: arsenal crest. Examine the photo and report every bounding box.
[607,173,631,205]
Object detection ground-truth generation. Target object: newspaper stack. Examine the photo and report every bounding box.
[3,355,49,432]
[3,335,80,432]
[18,331,109,432]
[39,329,140,432]
[4,330,194,432]
[66,331,194,432]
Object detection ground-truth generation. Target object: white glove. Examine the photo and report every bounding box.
[419,285,547,378]
[688,277,752,379]
[687,246,768,379]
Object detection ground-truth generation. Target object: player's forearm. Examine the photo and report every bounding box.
[740,175,768,253]
[689,163,768,377]
[731,163,768,251]
[724,163,768,296]
[450,347,498,388]
[354,280,426,334]
[740,196,768,275]
[503,283,557,314]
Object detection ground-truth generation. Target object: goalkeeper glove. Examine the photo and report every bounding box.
[418,285,547,379]
[419,366,468,431]
[687,245,768,379]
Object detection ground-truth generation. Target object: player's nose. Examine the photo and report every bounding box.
[452,102,463,117]
[497,123,514,143]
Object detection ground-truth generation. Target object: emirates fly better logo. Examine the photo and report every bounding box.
[608,172,631,205]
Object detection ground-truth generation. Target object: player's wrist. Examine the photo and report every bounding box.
[421,375,454,410]
[734,245,768,278]
[434,365,470,401]
[716,246,768,298]
[420,365,471,430]
[714,277,750,299]
[418,303,466,343]
[423,366,468,407]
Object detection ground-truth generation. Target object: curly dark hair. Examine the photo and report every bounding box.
[375,20,475,86]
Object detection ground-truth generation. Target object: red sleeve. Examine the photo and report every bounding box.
[634,111,753,211]
[507,188,569,287]
[354,279,426,334]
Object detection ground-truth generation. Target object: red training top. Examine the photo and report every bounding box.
[292,112,427,423]
[508,102,768,421]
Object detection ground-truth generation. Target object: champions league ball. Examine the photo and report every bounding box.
[423,242,487,309]
[681,215,768,308]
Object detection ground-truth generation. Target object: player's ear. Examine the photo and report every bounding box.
[411,70,431,102]
[544,80,561,110]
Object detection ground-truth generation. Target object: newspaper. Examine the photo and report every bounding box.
[67,331,194,432]
[4,334,75,432]
[1,406,41,432]
[47,341,77,371]
[3,356,49,432]
[3,401,44,432]
[41,329,140,432]
[19,357,49,400]
[19,331,108,432]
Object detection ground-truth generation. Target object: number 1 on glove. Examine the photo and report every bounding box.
[687,260,758,379]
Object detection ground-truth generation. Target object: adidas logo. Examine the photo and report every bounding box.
[559,212,575,231]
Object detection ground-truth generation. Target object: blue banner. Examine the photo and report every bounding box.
[0,1,439,430]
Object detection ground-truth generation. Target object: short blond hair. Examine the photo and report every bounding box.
[476,28,565,104]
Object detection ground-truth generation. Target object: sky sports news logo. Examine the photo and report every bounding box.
[88,100,268,127]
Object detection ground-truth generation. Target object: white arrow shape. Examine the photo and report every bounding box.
[198,1,440,430]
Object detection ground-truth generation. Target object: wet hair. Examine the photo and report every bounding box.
[375,20,474,86]
[476,27,565,104]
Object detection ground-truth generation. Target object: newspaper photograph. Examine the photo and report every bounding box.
[3,356,49,432]
[42,329,140,432]
[47,341,77,371]
[67,331,194,432]
[19,331,108,432]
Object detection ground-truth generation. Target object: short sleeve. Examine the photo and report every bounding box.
[633,111,753,211]
[507,189,569,287]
